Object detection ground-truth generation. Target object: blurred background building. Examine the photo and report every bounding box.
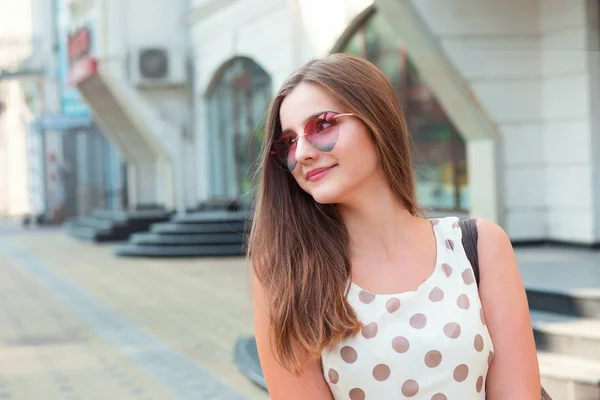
[0,0,596,245]
[0,0,36,220]
[0,0,124,224]
[190,0,596,246]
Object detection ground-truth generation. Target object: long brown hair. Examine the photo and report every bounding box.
[247,53,422,374]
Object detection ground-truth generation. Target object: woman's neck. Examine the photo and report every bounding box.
[337,185,421,263]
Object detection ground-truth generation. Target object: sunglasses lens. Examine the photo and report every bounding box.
[271,112,343,171]
[305,112,340,153]
[271,141,296,170]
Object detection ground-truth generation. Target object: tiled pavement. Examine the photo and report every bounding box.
[0,227,269,400]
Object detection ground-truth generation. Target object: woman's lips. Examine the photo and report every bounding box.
[306,165,335,182]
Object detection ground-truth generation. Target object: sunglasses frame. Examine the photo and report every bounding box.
[269,111,355,171]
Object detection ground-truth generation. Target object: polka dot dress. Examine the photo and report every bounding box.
[321,217,494,399]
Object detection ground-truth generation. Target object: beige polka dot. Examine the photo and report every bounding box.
[392,336,410,353]
[474,334,484,352]
[453,364,469,382]
[446,239,454,250]
[480,307,486,325]
[452,221,460,229]
[349,388,365,400]
[402,379,419,397]
[432,394,448,400]
[340,346,358,363]
[410,313,427,329]
[441,263,453,277]
[488,350,494,365]
[443,322,461,339]
[424,350,442,368]
[386,297,401,313]
[361,322,378,339]
[462,269,475,285]
[429,287,444,302]
[358,290,375,304]
[373,364,391,381]
[457,294,470,309]
[476,376,484,392]
[328,368,339,384]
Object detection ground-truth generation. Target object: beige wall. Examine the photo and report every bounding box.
[0,0,33,217]
[0,0,33,71]
[404,0,594,242]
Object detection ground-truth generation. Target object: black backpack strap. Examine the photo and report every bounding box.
[458,218,480,286]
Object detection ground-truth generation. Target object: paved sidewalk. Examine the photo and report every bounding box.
[0,228,269,400]
[2,226,599,400]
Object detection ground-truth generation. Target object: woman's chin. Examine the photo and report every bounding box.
[310,187,342,205]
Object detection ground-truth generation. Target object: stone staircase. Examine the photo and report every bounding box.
[65,208,171,242]
[515,246,600,400]
[528,287,600,399]
[113,198,251,257]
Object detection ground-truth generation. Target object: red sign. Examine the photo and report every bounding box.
[67,26,97,86]
[68,27,91,63]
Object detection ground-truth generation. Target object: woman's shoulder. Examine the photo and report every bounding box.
[473,218,513,259]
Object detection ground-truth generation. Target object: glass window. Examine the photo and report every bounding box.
[206,58,272,201]
[342,12,469,211]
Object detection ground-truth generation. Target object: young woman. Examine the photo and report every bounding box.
[248,54,540,399]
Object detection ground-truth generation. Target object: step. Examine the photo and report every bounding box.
[129,232,245,246]
[170,211,250,224]
[73,216,114,230]
[538,351,600,400]
[126,209,172,220]
[91,208,130,222]
[150,222,247,235]
[65,222,103,240]
[65,221,132,243]
[531,311,600,361]
[234,336,267,391]
[527,286,600,319]
[196,198,248,212]
[114,243,245,257]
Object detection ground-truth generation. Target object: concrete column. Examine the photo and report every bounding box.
[586,0,600,244]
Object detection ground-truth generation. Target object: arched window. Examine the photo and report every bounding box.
[205,57,271,200]
[342,11,469,211]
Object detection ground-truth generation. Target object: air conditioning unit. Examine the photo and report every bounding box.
[129,47,187,87]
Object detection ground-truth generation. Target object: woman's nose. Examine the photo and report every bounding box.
[294,135,319,164]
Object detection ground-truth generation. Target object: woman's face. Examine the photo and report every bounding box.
[278,83,381,204]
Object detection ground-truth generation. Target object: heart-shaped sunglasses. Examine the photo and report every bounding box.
[270,111,355,171]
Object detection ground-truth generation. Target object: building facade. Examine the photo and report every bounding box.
[65,0,195,213]
[56,0,598,243]
[53,0,124,217]
[0,0,126,223]
[184,0,598,244]
[0,0,35,219]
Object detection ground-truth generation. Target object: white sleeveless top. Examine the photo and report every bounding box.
[321,217,494,399]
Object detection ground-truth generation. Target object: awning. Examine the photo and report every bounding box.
[29,113,93,132]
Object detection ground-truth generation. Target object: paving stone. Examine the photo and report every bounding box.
[0,231,268,400]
